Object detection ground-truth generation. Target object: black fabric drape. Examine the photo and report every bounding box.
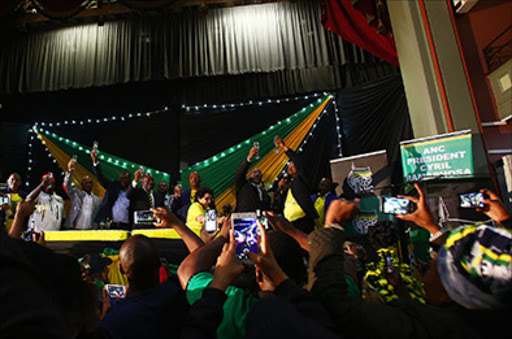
[336,74,413,185]
[297,101,339,189]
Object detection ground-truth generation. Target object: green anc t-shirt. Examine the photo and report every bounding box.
[186,271,258,339]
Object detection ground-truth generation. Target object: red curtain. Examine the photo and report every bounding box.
[321,0,399,67]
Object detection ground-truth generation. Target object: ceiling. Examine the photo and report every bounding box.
[2,0,285,33]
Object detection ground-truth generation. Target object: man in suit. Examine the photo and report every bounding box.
[127,170,163,229]
[63,157,102,230]
[154,181,168,209]
[235,146,271,212]
[91,149,133,230]
[274,136,318,233]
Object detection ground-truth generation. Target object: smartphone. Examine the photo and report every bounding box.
[105,284,126,307]
[459,192,484,208]
[256,210,270,230]
[205,209,217,234]
[93,141,99,151]
[134,210,158,224]
[385,255,393,274]
[231,212,259,262]
[0,194,9,205]
[381,196,411,215]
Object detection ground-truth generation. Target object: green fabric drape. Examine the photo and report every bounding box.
[35,95,332,205]
[179,97,330,197]
[36,128,171,195]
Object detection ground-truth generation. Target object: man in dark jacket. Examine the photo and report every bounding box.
[274,136,318,233]
[100,235,189,338]
[91,149,133,230]
[235,146,271,212]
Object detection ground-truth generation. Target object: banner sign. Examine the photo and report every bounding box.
[330,150,392,234]
[400,130,473,182]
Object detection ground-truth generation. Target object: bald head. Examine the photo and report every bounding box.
[120,235,160,291]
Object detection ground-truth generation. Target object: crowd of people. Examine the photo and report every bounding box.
[1,136,511,338]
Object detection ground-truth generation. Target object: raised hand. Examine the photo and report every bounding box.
[134,169,144,182]
[219,215,231,239]
[16,199,36,217]
[200,224,219,245]
[91,149,99,163]
[247,221,288,286]
[274,135,286,150]
[396,183,439,234]
[209,230,246,292]
[324,199,360,226]
[67,158,76,172]
[477,189,511,223]
[32,231,46,246]
[265,211,296,234]
[152,207,182,228]
[248,146,259,160]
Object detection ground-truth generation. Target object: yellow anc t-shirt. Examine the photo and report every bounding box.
[190,189,197,204]
[313,195,327,230]
[284,190,306,222]
[186,202,205,232]
[5,193,22,231]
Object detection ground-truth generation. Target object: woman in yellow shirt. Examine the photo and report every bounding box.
[186,187,215,232]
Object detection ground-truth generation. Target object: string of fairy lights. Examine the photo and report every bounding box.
[33,92,332,127]
[27,92,343,187]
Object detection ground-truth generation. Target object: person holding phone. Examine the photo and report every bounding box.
[178,217,310,339]
[0,172,27,232]
[186,187,215,233]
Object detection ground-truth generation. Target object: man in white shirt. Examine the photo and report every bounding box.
[63,158,102,230]
[28,174,64,231]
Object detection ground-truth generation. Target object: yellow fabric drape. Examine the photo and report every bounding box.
[214,97,331,210]
[44,230,130,241]
[38,131,106,199]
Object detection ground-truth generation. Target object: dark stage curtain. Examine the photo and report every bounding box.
[298,100,339,189]
[336,74,413,185]
[0,1,396,94]
[0,0,21,17]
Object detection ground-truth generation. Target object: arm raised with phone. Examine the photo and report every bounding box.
[151,207,204,253]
